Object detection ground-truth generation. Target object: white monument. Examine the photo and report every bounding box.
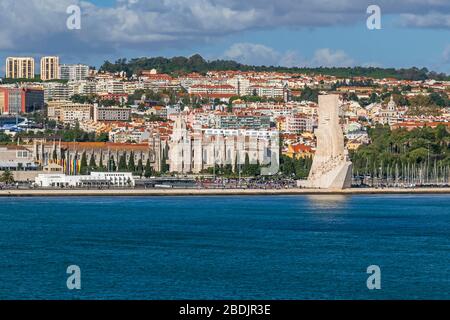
[298,94,352,189]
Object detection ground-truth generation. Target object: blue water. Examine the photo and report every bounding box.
[0,195,449,300]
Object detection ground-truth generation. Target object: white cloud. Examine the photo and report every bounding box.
[310,48,355,67]
[222,43,356,67]
[0,0,449,59]
[362,62,384,68]
[400,13,450,28]
[443,45,450,63]
[223,43,280,66]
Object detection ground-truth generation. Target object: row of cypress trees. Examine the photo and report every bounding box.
[76,151,154,177]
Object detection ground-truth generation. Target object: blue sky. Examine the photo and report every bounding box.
[0,0,449,73]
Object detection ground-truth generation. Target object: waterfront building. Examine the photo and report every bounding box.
[0,145,37,171]
[6,57,35,79]
[168,117,279,174]
[31,139,163,173]
[35,172,135,188]
[40,56,60,81]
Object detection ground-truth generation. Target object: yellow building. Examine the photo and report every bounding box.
[346,140,364,151]
[0,90,5,114]
[47,101,93,124]
[275,116,286,132]
[40,56,60,81]
[6,57,35,79]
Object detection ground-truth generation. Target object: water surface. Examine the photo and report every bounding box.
[0,195,448,299]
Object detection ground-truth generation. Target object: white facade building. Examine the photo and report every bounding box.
[94,105,131,122]
[60,64,89,81]
[168,117,280,175]
[35,172,135,188]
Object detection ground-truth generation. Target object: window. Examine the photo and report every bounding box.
[17,151,29,158]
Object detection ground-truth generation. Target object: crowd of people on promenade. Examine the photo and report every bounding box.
[198,177,298,190]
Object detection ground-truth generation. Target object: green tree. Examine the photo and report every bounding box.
[80,152,88,175]
[0,132,11,144]
[136,158,144,176]
[109,156,117,172]
[118,154,127,171]
[89,153,97,171]
[98,152,105,170]
[128,152,136,172]
[96,132,109,142]
[144,158,153,178]
[160,150,169,173]
[0,170,15,184]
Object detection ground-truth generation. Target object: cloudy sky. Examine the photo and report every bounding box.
[0,0,449,73]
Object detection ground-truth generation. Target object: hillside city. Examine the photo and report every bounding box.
[1,55,450,189]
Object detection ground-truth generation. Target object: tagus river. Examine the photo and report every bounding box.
[0,195,449,300]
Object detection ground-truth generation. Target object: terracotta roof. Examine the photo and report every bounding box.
[290,143,313,153]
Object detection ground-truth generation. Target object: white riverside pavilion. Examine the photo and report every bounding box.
[35,172,135,188]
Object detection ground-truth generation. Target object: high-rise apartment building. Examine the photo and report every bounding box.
[40,56,60,81]
[59,64,89,81]
[5,57,35,79]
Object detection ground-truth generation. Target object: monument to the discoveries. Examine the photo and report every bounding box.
[298,94,352,189]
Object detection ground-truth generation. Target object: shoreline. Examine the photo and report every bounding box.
[2,187,450,197]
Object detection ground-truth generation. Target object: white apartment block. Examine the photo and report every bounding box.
[47,101,93,124]
[96,80,125,94]
[94,105,131,122]
[60,64,89,81]
[227,77,250,96]
[286,113,317,133]
[68,80,97,96]
[43,82,70,102]
[109,128,151,143]
[188,84,237,96]
[246,86,284,98]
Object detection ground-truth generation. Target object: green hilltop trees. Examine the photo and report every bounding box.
[99,55,450,81]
